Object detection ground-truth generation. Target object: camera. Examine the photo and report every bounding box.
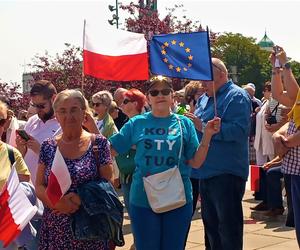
[266,115,277,125]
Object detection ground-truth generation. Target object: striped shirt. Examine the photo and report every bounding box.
[282,120,300,175]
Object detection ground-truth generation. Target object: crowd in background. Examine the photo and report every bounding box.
[0,46,299,250]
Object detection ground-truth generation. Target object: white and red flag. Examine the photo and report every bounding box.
[83,20,149,81]
[46,147,72,206]
[0,166,37,248]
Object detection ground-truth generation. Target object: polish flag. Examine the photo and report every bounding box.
[0,166,37,248]
[83,20,149,81]
[46,147,72,206]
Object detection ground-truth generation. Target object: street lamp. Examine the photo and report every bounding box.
[108,0,119,29]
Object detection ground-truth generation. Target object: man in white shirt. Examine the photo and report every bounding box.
[16,80,60,185]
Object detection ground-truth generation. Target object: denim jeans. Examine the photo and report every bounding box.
[130,203,193,250]
[260,166,283,209]
[200,174,246,250]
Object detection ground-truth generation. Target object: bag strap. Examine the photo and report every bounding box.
[175,114,183,168]
[91,134,101,177]
[270,102,279,115]
[6,144,15,167]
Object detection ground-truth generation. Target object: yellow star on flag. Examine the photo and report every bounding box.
[188,63,192,67]
[171,40,176,45]
[169,64,174,70]
[183,67,188,71]
[185,47,191,53]
[163,58,168,63]
[176,67,181,72]
[179,42,184,47]
[161,50,167,55]
[188,55,193,60]
[164,42,169,47]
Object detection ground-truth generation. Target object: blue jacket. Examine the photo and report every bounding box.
[71,179,125,247]
[191,80,252,180]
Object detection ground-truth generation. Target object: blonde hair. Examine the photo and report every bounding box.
[0,100,8,119]
[108,101,118,115]
[92,91,113,107]
[53,89,91,113]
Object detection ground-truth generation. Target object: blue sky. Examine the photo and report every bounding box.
[0,0,299,85]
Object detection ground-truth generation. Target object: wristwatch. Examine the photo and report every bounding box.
[284,62,291,70]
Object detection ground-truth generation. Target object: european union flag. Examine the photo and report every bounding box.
[150,31,213,80]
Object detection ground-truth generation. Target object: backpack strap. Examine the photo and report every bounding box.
[6,144,16,167]
[91,134,101,176]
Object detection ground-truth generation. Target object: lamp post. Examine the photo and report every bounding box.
[108,0,119,29]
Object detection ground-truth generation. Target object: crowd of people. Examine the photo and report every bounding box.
[0,47,299,250]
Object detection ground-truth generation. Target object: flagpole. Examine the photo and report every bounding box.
[206,26,217,118]
[82,19,86,93]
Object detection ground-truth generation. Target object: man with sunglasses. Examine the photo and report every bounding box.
[190,58,252,250]
[16,80,60,185]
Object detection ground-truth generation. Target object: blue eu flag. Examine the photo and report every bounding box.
[150,31,213,80]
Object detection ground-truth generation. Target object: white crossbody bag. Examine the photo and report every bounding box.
[143,115,186,213]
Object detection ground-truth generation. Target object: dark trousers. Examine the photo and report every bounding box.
[291,175,300,246]
[260,166,283,209]
[284,174,294,227]
[200,174,246,250]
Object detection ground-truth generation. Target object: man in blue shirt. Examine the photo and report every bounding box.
[191,58,251,250]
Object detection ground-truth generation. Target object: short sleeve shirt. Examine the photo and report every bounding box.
[0,143,30,190]
[109,112,199,208]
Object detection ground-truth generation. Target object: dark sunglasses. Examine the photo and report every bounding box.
[122,99,134,105]
[30,102,46,109]
[149,89,172,97]
[93,102,103,107]
[0,118,7,126]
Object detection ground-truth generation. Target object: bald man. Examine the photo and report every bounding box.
[189,58,251,250]
[113,87,129,130]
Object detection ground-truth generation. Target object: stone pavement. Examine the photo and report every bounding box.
[116,190,298,250]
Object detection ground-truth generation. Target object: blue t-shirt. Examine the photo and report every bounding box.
[109,112,199,208]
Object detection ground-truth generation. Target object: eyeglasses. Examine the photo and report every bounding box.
[149,89,172,97]
[93,102,104,107]
[56,107,82,117]
[122,99,134,105]
[30,102,47,110]
[0,118,7,127]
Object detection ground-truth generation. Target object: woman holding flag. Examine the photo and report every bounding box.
[35,89,114,249]
[109,76,220,250]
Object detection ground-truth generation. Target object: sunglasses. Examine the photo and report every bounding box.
[93,102,103,107]
[149,89,172,97]
[0,118,7,126]
[122,99,134,105]
[30,102,46,109]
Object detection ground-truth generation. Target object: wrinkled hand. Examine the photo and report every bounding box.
[265,122,281,133]
[53,192,81,215]
[205,117,221,136]
[27,136,41,155]
[273,134,289,157]
[15,134,27,156]
[275,46,288,65]
[183,113,202,131]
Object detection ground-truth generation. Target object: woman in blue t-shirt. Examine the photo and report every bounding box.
[110,76,220,250]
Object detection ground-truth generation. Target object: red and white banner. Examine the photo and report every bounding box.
[83,20,149,81]
[46,148,71,206]
[0,166,37,247]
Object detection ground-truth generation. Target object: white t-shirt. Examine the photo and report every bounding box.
[24,114,60,184]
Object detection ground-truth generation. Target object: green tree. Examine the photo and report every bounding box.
[212,32,271,97]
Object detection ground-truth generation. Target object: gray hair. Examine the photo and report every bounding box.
[53,89,90,112]
[92,90,113,107]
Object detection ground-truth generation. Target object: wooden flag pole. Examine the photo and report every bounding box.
[81,19,86,93]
